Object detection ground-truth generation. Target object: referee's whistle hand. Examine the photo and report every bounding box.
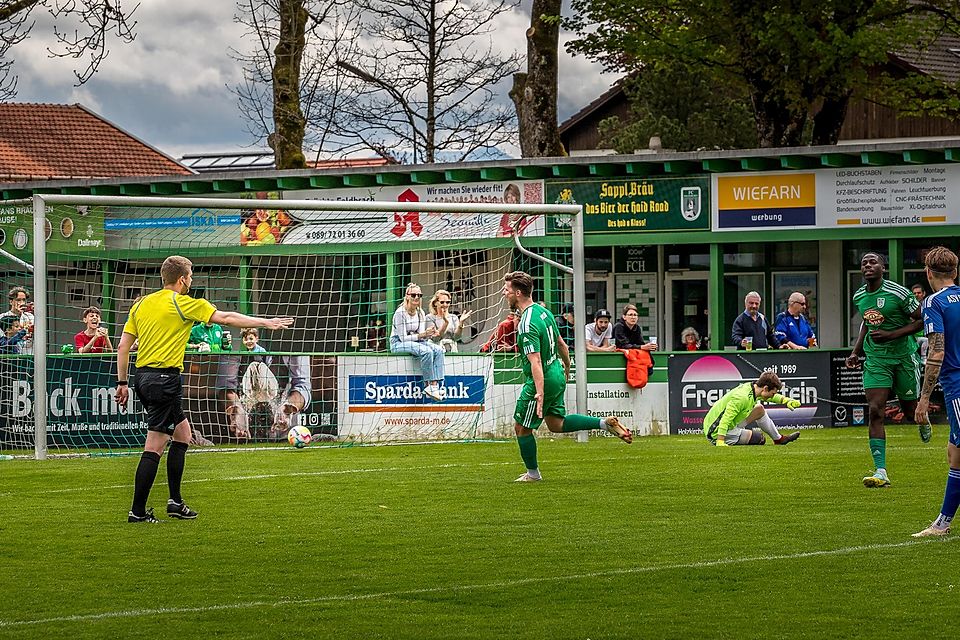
[115,386,129,407]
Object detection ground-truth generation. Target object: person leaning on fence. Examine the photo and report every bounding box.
[480,310,518,353]
[0,286,33,354]
[116,255,294,523]
[390,283,445,401]
[775,293,817,349]
[585,308,617,352]
[704,371,801,447]
[74,306,114,354]
[731,291,779,350]
[425,289,472,353]
[0,315,27,353]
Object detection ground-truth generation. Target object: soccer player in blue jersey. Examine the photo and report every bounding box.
[914,246,960,537]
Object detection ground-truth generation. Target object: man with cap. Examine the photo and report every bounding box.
[556,302,575,349]
[585,309,617,352]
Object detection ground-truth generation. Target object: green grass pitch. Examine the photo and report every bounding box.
[1,426,957,639]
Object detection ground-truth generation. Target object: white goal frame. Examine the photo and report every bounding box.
[20,193,588,459]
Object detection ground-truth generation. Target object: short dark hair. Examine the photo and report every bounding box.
[8,286,27,301]
[860,251,887,266]
[241,327,259,338]
[81,306,100,319]
[0,315,18,331]
[504,271,534,297]
[756,371,782,392]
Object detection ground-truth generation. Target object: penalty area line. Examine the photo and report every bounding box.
[1,536,954,628]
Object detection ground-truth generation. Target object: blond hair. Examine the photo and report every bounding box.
[429,289,452,314]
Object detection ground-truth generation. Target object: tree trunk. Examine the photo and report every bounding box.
[811,94,851,145]
[511,0,565,158]
[272,0,308,169]
[751,90,806,148]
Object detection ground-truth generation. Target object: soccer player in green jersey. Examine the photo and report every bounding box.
[846,251,925,488]
[703,371,801,446]
[503,271,633,482]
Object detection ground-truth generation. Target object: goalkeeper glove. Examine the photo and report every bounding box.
[786,398,801,410]
[715,440,729,447]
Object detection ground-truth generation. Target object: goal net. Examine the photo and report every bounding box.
[0,190,580,457]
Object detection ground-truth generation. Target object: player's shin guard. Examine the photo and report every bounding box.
[756,413,782,441]
[561,414,603,432]
[517,434,538,471]
[131,451,161,515]
[167,441,189,504]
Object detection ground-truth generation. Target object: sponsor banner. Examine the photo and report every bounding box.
[546,177,709,233]
[280,181,545,244]
[489,382,670,437]
[818,165,955,228]
[106,205,240,251]
[667,351,832,435]
[714,173,816,230]
[0,356,146,447]
[713,164,960,232]
[829,354,867,427]
[337,355,494,440]
[0,202,105,254]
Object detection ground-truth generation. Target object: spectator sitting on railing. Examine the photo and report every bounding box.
[74,306,114,354]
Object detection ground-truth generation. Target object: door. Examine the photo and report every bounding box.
[666,272,710,350]
[584,274,612,318]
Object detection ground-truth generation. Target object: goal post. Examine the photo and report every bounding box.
[0,193,586,458]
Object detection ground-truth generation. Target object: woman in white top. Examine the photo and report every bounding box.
[425,289,472,352]
[389,283,445,401]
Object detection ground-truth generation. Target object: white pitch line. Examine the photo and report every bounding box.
[0,536,953,629]
[0,461,521,497]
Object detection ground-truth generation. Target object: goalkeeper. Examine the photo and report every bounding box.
[704,371,802,446]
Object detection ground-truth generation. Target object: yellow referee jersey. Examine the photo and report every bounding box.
[123,289,217,371]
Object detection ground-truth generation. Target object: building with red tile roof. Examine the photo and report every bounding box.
[0,103,192,183]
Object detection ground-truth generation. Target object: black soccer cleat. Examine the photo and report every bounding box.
[167,499,198,520]
[774,431,801,445]
[128,507,160,523]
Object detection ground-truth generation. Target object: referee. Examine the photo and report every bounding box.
[116,256,294,523]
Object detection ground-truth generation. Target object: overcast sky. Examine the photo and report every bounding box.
[9,1,616,161]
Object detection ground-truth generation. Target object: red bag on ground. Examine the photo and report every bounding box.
[622,349,654,389]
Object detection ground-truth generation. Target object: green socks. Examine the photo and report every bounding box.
[517,434,538,471]
[562,414,604,433]
[869,437,886,471]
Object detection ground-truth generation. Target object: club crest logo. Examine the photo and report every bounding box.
[680,187,701,221]
[877,297,885,309]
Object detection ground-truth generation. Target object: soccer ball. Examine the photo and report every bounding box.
[287,426,312,448]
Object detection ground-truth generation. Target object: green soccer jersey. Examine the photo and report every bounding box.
[517,303,564,381]
[852,279,918,359]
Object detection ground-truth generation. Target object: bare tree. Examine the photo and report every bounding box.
[510,0,564,157]
[234,0,521,165]
[232,0,359,168]
[0,0,138,100]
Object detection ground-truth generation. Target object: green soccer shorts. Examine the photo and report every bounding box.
[514,374,567,429]
[862,352,920,400]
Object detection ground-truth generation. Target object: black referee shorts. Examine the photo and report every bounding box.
[133,368,186,435]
